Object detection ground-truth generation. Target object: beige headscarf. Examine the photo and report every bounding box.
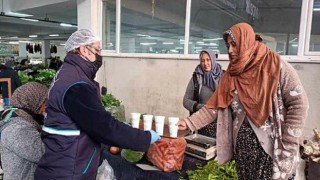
[206,23,281,127]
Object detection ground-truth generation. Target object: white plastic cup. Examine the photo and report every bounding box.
[169,124,178,138]
[131,112,141,128]
[168,117,179,126]
[154,116,165,136]
[143,114,153,131]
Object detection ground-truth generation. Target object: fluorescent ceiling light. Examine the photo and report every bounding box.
[140,42,156,45]
[10,36,18,39]
[314,8,320,11]
[60,43,66,46]
[175,47,183,50]
[29,35,38,38]
[170,49,178,53]
[194,47,202,49]
[20,18,39,22]
[209,43,218,46]
[106,43,113,47]
[60,23,73,27]
[137,34,150,37]
[6,12,33,17]
[289,38,297,42]
[162,42,174,45]
[291,44,298,47]
[19,40,29,43]
[9,41,19,44]
[196,41,204,44]
[203,38,223,41]
[49,34,59,37]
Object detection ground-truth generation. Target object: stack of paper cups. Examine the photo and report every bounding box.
[130,112,141,128]
[143,114,153,131]
[168,117,179,138]
[154,116,165,136]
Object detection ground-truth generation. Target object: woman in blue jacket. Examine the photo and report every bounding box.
[35,29,160,179]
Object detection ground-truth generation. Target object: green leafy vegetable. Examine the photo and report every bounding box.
[18,68,56,87]
[101,93,121,108]
[33,69,56,87]
[186,160,238,180]
[18,71,32,85]
[121,149,144,163]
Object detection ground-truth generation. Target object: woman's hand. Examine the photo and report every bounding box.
[176,120,188,130]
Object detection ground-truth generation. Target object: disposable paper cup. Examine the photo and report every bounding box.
[169,125,178,138]
[168,117,179,126]
[131,119,140,129]
[143,115,153,131]
[131,112,141,120]
[131,112,141,128]
[155,116,165,136]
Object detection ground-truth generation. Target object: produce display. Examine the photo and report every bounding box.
[147,137,187,172]
[186,160,238,180]
[121,149,145,163]
[303,128,320,163]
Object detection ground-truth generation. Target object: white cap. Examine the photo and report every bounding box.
[64,29,101,53]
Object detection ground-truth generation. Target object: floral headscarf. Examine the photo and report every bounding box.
[10,82,48,130]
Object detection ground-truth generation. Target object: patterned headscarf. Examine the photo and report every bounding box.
[10,82,48,130]
[206,23,281,127]
[194,49,223,91]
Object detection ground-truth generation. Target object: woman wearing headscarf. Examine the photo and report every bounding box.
[0,82,48,180]
[177,23,308,180]
[183,49,223,138]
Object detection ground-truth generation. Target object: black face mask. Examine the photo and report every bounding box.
[92,54,103,70]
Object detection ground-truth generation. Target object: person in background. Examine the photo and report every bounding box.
[0,60,22,107]
[183,49,223,138]
[177,23,309,180]
[0,82,48,180]
[35,29,161,179]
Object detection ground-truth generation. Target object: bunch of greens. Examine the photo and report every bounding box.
[18,71,33,85]
[121,149,144,163]
[33,69,56,87]
[101,93,121,108]
[186,160,238,180]
[18,69,56,87]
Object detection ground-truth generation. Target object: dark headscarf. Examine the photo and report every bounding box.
[194,49,223,91]
[206,23,281,127]
[10,82,48,130]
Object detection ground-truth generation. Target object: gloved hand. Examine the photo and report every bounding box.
[148,130,161,144]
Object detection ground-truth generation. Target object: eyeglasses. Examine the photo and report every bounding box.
[87,45,102,53]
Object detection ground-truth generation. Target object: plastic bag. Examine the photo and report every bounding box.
[96,159,116,180]
[147,137,187,172]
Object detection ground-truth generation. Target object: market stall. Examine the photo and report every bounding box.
[102,123,216,180]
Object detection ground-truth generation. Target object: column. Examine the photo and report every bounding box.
[77,0,101,35]
[42,40,51,67]
[19,42,27,57]
[77,0,106,88]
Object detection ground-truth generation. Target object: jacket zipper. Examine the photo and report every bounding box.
[82,147,97,175]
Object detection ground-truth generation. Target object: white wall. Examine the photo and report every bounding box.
[100,57,320,137]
